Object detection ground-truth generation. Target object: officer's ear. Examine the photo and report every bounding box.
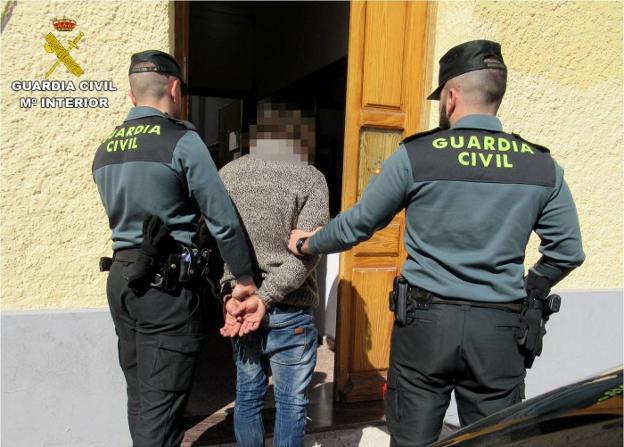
[169,78,181,104]
[128,89,137,107]
[446,87,458,118]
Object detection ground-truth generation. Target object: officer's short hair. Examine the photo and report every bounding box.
[448,58,507,108]
[129,62,173,101]
[479,58,507,105]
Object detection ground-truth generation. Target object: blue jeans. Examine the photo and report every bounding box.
[233,306,318,447]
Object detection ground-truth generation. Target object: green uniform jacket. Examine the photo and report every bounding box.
[309,115,584,302]
[92,106,253,280]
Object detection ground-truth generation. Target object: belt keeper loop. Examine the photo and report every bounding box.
[99,257,113,272]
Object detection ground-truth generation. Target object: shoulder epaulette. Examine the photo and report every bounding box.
[511,133,550,153]
[401,127,442,144]
[164,115,197,131]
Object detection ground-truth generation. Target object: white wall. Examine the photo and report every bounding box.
[314,253,340,341]
[2,290,620,446]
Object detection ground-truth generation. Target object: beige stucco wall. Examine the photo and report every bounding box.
[2,1,621,310]
[428,1,623,290]
[1,1,173,310]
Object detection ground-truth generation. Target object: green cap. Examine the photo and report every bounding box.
[428,40,506,101]
[129,50,183,80]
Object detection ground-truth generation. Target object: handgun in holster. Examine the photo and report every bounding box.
[389,276,409,326]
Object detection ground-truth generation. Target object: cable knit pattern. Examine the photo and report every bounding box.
[219,155,330,308]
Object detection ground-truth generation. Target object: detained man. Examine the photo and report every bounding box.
[219,103,330,447]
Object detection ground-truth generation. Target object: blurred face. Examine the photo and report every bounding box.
[250,138,309,164]
[249,105,315,165]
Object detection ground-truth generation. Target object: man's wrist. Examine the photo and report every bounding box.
[235,275,255,286]
[256,290,274,311]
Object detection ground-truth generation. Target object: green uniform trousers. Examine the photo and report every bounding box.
[385,303,526,447]
[107,257,205,447]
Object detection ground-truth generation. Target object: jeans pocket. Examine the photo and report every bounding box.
[270,325,316,366]
[268,307,312,328]
[146,335,203,392]
[385,372,401,426]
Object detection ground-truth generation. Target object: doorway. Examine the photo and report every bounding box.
[181,2,350,443]
[186,1,347,210]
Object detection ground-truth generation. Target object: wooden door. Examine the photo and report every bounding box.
[175,0,190,119]
[335,1,431,402]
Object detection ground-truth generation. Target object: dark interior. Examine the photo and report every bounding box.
[188,1,349,215]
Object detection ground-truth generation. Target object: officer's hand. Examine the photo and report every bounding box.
[142,215,172,254]
[232,278,257,301]
[238,295,266,336]
[517,308,543,351]
[288,227,322,256]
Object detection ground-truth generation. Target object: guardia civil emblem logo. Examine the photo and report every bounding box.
[43,17,84,78]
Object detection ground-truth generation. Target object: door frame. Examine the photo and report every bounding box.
[174,1,190,120]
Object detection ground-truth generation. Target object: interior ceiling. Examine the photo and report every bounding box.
[189,1,349,97]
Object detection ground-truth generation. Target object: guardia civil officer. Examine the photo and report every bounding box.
[288,40,585,446]
[92,50,256,447]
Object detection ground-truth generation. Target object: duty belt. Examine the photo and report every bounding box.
[410,286,523,313]
[101,247,210,291]
[113,248,143,263]
[390,276,523,326]
[410,287,524,313]
[99,247,144,269]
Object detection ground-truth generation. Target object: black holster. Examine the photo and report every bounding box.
[389,276,435,326]
[389,276,409,325]
[390,276,433,325]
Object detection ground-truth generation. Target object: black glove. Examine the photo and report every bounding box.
[126,215,173,288]
[525,270,551,300]
[517,302,546,368]
[142,214,174,255]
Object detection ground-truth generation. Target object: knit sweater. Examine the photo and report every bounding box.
[219,155,330,308]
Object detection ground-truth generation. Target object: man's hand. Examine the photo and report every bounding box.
[232,277,257,300]
[238,295,266,336]
[220,294,266,337]
[220,296,243,338]
[220,308,242,338]
[288,227,322,256]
